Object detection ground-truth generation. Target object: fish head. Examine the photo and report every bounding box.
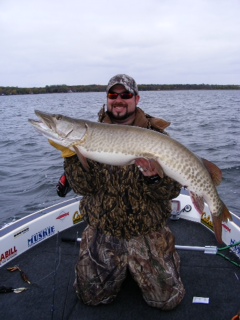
[28,110,88,148]
[35,110,75,139]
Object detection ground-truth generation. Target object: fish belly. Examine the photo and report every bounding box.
[77,146,136,166]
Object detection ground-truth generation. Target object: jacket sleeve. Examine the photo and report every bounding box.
[142,174,182,201]
[64,155,99,196]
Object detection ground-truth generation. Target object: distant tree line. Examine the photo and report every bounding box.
[0,83,239,96]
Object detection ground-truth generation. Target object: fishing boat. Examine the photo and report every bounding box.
[1,189,240,320]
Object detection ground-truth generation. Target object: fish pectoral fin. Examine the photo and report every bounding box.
[73,146,90,172]
[201,158,222,186]
[138,153,165,178]
[189,191,205,215]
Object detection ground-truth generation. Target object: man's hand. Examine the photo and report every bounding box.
[49,140,76,158]
[56,173,72,197]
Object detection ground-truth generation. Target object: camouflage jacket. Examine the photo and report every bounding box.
[64,107,181,240]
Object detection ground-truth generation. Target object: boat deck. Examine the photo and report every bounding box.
[1,218,240,320]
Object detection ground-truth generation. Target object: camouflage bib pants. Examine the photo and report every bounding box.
[74,225,185,310]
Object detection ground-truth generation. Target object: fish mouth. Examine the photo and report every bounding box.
[28,110,60,140]
[34,110,59,131]
[28,118,49,131]
[29,110,74,140]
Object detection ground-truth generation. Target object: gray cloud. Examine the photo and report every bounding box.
[1,0,240,86]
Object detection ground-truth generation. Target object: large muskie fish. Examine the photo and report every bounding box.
[29,110,232,243]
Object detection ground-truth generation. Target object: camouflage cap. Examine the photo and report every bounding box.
[106,74,139,95]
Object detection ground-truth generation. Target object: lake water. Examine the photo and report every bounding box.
[0,90,239,227]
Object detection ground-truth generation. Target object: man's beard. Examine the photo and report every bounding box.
[107,105,136,122]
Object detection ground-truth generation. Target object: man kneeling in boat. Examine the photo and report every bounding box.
[53,74,185,310]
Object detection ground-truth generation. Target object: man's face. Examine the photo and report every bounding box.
[107,84,140,121]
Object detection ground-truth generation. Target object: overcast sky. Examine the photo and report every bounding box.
[1,0,240,87]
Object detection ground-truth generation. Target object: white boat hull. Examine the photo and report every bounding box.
[1,192,240,267]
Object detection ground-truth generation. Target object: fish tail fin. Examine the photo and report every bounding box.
[212,215,224,244]
[212,201,232,244]
[221,200,232,222]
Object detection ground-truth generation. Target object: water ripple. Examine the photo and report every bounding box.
[0,90,239,226]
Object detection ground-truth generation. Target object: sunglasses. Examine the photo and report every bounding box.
[107,92,134,100]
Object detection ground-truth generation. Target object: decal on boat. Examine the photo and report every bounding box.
[73,211,84,225]
[230,239,240,257]
[56,211,70,221]
[222,224,231,233]
[0,246,18,266]
[28,226,55,247]
[14,227,30,238]
[201,212,214,231]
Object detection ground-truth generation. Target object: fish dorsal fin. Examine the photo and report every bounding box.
[201,158,222,186]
